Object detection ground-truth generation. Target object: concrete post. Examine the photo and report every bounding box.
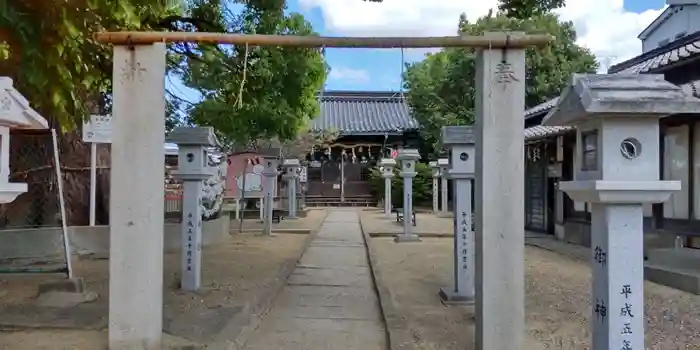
[430,161,440,214]
[395,149,421,242]
[259,198,263,222]
[167,127,218,292]
[380,158,396,216]
[261,156,279,235]
[109,43,166,349]
[235,198,240,220]
[438,158,449,217]
[474,32,526,350]
[543,73,700,350]
[283,158,300,219]
[439,126,476,304]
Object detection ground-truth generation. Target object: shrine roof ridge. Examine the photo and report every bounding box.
[312,90,418,135]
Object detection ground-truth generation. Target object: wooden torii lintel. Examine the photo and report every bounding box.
[93,31,554,48]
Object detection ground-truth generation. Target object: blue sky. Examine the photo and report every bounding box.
[167,0,668,105]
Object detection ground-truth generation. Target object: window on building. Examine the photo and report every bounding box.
[581,130,598,171]
[664,125,689,219]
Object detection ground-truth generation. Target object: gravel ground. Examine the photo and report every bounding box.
[370,237,700,350]
[360,210,453,236]
[0,210,324,349]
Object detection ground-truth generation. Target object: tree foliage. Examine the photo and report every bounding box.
[403,12,598,151]
[498,0,566,19]
[0,0,184,129]
[172,0,327,147]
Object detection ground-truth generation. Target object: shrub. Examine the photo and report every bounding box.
[369,162,433,208]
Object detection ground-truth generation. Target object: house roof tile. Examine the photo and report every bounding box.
[608,30,700,74]
[311,91,418,135]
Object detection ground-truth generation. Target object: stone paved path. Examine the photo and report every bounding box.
[242,209,387,350]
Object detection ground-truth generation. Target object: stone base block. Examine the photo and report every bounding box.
[37,277,84,296]
[35,291,99,308]
[439,287,475,305]
[394,234,421,243]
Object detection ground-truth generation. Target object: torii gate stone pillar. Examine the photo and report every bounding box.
[543,74,700,350]
[474,32,526,350]
[109,43,167,349]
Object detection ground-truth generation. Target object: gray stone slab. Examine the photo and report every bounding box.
[271,303,380,321]
[323,211,360,223]
[245,324,385,350]
[274,285,377,306]
[314,233,364,244]
[238,209,385,350]
[299,246,368,267]
[256,316,384,334]
[309,241,365,248]
[288,267,373,287]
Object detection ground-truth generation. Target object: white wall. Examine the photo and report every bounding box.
[642,5,700,53]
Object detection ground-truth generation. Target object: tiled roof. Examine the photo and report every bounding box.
[524,125,573,141]
[608,30,700,74]
[311,91,418,135]
[524,97,559,119]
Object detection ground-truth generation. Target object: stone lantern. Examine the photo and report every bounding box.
[282,158,300,219]
[0,77,49,203]
[261,155,280,235]
[439,125,476,303]
[542,74,700,350]
[395,149,421,242]
[438,158,450,217]
[380,158,396,216]
[430,161,440,213]
[167,126,218,292]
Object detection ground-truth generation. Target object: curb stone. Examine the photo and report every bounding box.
[369,231,452,238]
[207,210,328,350]
[360,222,416,350]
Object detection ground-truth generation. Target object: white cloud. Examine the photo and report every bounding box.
[299,0,667,71]
[328,66,371,83]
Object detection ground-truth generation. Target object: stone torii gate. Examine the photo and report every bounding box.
[95,30,551,350]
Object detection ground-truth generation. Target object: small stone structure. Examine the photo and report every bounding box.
[380,158,396,217]
[430,161,440,213]
[395,149,421,242]
[167,126,218,291]
[261,155,280,235]
[438,158,449,217]
[283,158,300,219]
[543,74,700,349]
[439,126,476,303]
[0,77,49,203]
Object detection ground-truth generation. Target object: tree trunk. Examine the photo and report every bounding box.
[0,130,111,227]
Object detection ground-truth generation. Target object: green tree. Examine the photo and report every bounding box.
[498,0,566,19]
[404,12,598,151]
[173,0,327,146]
[0,0,186,225]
